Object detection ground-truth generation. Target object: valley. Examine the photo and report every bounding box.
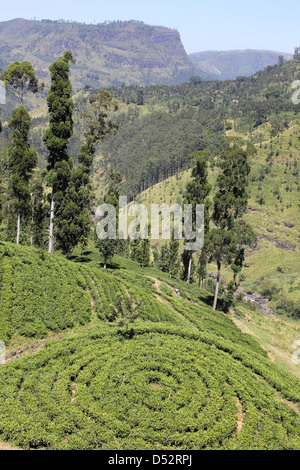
[0,15,299,452]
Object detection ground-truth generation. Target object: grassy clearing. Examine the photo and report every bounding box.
[231,303,300,378]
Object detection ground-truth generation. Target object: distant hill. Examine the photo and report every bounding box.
[0,18,204,89]
[189,49,293,80]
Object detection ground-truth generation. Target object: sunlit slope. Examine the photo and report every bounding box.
[135,120,300,307]
[0,242,184,343]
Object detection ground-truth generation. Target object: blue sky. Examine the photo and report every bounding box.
[1,0,299,54]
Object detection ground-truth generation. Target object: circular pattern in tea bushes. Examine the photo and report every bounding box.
[0,328,299,450]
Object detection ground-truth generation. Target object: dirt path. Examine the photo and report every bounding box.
[145,276,199,330]
[146,277,299,379]
[5,333,67,364]
[0,441,20,450]
[276,396,299,413]
[145,275,162,293]
[236,397,243,433]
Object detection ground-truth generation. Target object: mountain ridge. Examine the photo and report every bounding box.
[189,49,293,80]
[0,18,204,89]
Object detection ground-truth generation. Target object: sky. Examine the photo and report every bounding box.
[1,0,299,54]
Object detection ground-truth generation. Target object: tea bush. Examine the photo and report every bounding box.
[0,326,299,450]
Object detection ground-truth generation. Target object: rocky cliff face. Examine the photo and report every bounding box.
[0,18,202,89]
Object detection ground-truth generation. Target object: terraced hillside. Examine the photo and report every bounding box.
[0,242,299,450]
[0,242,180,343]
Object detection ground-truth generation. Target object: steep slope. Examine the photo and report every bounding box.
[88,56,300,197]
[134,118,300,315]
[0,244,299,450]
[0,18,203,89]
[0,242,183,343]
[189,49,293,80]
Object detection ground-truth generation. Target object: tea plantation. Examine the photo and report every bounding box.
[0,242,299,450]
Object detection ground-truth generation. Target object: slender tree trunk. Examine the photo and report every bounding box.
[186,254,192,284]
[213,262,221,311]
[200,278,203,289]
[16,213,20,245]
[30,196,35,247]
[49,195,54,254]
[233,271,238,289]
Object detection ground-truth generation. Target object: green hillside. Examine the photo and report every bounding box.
[82,56,300,197]
[134,116,300,315]
[3,54,300,199]
[0,241,184,344]
[0,242,299,450]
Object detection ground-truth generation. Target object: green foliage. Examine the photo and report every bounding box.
[180,250,195,283]
[0,43,299,452]
[0,61,43,103]
[0,324,299,450]
[7,106,38,242]
[97,106,224,198]
[275,297,300,318]
[156,243,169,273]
[213,143,250,229]
[113,296,142,338]
[43,52,75,158]
[44,52,75,253]
[130,238,150,267]
[207,141,255,310]
[0,61,42,244]
[30,174,49,248]
[97,238,117,269]
[96,170,121,266]
[0,243,299,450]
[197,249,208,286]
[168,236,180,278]
[0,243,92,342]
[182,149,212,283]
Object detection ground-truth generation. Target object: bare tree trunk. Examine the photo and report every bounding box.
[16,213,20,245]
[200,278,203,289]
[49,196,54,254]
[233,271,237,288]
[186,255,192,284]
[213,263,221,311]
[30,196,35,247]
